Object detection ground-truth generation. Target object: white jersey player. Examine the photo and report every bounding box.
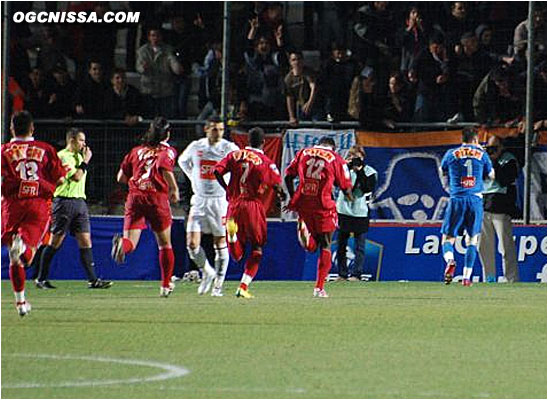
[178,118,239,296]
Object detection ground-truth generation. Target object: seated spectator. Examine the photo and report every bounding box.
[473,66,524,125]
[104,68,143,125]
[441,2,476,55]
[384,72,415,123]
[22,67,53,118]
[240,31,285,121]
[451,32,494,122]
[399,6,429,78]
[74,60,109,118]
[284,51,321,125]
[48,65,75,118]
[136,27,183,118]
[348,67,393,130]
[320,42,359,122]
[409,34,455,122]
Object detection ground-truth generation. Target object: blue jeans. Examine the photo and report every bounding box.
[336,231,366,278]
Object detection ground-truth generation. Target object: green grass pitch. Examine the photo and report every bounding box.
[1,280,546,399]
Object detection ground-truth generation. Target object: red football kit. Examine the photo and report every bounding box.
[215,147,281,247]
[286,145,351,235]
[1,138,66,248]
[119,142,177,232]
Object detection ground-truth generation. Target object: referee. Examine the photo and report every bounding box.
[36,128,112,289]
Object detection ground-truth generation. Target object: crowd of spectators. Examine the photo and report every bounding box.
[7,1,547,129]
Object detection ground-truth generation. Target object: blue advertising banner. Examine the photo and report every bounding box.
[3,219,545,283]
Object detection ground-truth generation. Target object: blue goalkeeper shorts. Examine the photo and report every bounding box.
[441,196,483,237]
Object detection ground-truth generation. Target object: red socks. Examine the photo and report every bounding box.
[228,240,244,262]
[315,249,332,290]
[239,250,262,290]
[122,238,134,254]
[159,247,174,288]
[9,263,25,293]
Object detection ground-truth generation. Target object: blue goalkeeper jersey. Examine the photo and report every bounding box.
[441,144,493,197]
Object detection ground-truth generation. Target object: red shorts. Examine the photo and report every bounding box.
[1,197,50,248]
[299,208,338,237]
[124,192,172,232]
[227,198,267,247]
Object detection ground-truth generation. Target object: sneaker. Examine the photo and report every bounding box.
[444,260,456,285]
[462,279,473,287]
[16,301,31,317]
[313,288,329,298]
[211,287,224,297]
[88,279,113,289]
[9,234,26,263]
[197,269,215,295]
[171,275,181,282]
[235,287,254,299]
[160,282,175,297]
[111,234,125,264]
[226,218,238,243]
[35,280,56,290]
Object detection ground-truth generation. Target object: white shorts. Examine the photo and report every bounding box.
[187,195,228,236]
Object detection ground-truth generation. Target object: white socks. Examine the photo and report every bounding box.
[214,246,229,289]
[187,246,215,276]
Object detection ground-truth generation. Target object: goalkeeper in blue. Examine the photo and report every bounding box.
[440,128,494,286]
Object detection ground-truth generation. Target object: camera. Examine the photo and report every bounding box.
[349,157,363,168]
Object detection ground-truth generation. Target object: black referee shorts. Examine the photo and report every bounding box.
[51,197,91,235]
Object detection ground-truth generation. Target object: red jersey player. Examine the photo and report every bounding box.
[285,136,353,298]
[214,127,286,298]
[111,117,180,297]
[1,111,66,316]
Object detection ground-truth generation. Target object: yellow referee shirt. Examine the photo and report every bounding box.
[54,149,87,199]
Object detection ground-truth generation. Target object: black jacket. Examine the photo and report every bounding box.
[483,152,520,216]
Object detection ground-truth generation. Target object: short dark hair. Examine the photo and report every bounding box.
[206,114,221,126]
[142,116,171,146]
[66,127,83,142]
[249,127,265,148]
[462,128,478,143]
[87,59,102,69]
[111,68,126,78]
[429,33,445,45]
[11,110,33,137]
[319,136,336,148]
[460,31,476,41]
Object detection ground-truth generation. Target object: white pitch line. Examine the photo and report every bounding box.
[158,385,307,394]
[2,353,190,389]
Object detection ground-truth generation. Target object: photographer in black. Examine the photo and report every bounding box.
[335,146,377,281]
[478,135,520,282]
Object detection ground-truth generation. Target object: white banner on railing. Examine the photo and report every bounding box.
[281,129,356,220]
